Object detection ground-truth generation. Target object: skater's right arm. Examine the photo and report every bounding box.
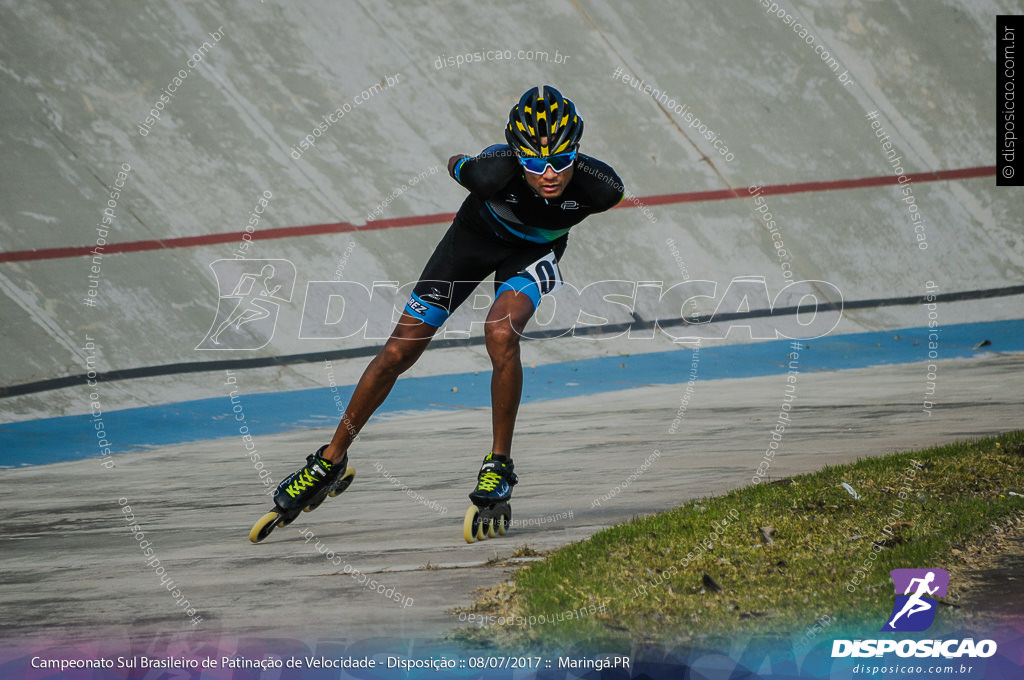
[449,144,518,197]
[448,154,470,179]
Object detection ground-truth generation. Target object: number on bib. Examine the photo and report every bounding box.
[523,251,563,296]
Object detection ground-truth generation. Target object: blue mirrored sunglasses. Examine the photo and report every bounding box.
[517,148,577,174]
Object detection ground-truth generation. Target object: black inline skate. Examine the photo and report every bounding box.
[248,445,356,543]
[463,452,517,543]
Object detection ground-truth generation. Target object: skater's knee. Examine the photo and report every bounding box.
[485,321,522,357]
[377,340,421,374]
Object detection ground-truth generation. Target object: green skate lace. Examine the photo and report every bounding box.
[284,460,332,498]
[477,470,503,492]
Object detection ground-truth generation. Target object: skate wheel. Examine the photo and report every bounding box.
[464,505,482,543]
[495,504,512,536]
[475,516,488,541]
[486,518,497,538]
[328,467,356,497]
[249,511,282,544]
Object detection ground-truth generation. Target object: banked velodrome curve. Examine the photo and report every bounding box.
[0,1,1022,668]
[0,1,1019,427]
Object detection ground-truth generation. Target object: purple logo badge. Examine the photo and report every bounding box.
[882,568,949,632]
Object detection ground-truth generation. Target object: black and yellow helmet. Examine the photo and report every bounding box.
[505,85,584,157]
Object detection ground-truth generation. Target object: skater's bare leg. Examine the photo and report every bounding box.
[485,291,536,458]
[321,312,438,462]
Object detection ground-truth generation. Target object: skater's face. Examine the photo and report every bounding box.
[521,137,574,199]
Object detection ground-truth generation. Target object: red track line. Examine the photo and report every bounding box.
[0,165,995,264]
[632,164,995,207]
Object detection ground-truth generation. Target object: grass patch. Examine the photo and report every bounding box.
[508,544,544,559]
[453,432,1024,651]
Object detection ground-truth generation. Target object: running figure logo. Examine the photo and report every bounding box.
[196,259,296,350]
[882,568,949,632]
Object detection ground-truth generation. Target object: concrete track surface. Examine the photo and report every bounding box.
[1,354,1021,645]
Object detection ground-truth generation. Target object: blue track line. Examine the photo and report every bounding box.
[1,319,1021,468]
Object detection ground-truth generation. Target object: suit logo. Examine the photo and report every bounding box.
[420,287,444,302]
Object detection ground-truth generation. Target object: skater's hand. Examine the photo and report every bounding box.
[448,154,469,179]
